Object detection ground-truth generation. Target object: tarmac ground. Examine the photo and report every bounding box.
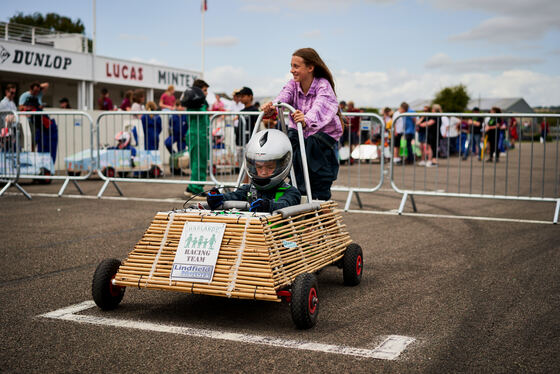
[1,162,559,373]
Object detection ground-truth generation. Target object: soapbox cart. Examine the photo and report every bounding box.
[92,103,364,329]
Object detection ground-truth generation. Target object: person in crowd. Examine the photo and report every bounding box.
[0,84,17,113]
[159,85,176,111]
[437,105,450,159]
[509,117,518,149]
[448,116,460,155]
[164,100,188,154]
[59,97,71,109]
[402,102,416,164]
[459,117,471,160]
[417,104,440,167]
[262,111,278,129]
[540,118,549,143]
[498,113,507,153]
[341,101,361,153]
[262,47,343,201]
[238,86,259,146]
[0,84,18,144]
[416,105,431,165]
[183,79,210,198]
[120,90,133,111]
[468,107,483,160]
[339,101,347,113]
[484,106,501,162]
[141,101,162,150]
[97,88,114,110]
[391,104,405,164]
[18,81,49,149]
[18,82,48,111]
[131,89,146,119]
[227,89,245,112]
[210,93,226,111]
[206,129,301,212]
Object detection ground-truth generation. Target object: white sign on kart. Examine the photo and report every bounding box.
[171,222,226,283]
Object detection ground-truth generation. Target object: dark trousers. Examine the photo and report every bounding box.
[405,133,414,162]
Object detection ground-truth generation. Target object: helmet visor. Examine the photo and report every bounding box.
[246,152,291,187]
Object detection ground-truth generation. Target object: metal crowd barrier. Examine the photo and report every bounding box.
[0,110,30,199]
[1,110,94,198]
[389,111,560,223]
[333,111,386,210]
[94,110,255,198]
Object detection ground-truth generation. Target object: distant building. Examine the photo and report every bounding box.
[0,22,200,110]
[409,97,534,113]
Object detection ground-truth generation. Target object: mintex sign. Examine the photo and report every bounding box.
[0,41,90,79]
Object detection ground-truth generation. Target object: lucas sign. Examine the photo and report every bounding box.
[171,222,226,283]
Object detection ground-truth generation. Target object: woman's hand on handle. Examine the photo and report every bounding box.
[261,102,275,116]
[292,110,306,128]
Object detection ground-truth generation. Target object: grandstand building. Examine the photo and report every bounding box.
[0,22,200,109]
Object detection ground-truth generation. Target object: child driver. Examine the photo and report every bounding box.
[206,129,301,213]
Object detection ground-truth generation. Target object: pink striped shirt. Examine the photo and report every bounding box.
[274,77,342,140]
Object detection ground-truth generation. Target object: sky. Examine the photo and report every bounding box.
[2,0,560,107]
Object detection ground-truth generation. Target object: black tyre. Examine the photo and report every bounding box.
[343,243,363,286]
[290,273,319,329]
[102,167,115,178]
[66,170,81,177]
[117,171,129,178]
[37,168,52,184]
[92,258,125,310]
[149,165,162,178]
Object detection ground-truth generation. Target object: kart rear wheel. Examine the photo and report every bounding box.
[37,168,52,184]
[92,258,125,310]
[343,243,363,286]
[102,167,115,178]
[149,165,162,178]
[290,273,319,329]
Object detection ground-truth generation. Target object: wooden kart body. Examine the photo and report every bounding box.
[113,201,352,302]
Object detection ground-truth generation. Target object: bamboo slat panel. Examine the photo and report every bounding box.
[113,202,352,302]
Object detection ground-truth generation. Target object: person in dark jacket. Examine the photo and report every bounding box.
[164,100,188,153]
[206,129,301,213]
[141,101,162,150]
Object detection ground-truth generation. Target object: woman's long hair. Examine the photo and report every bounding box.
[293,48,346,127]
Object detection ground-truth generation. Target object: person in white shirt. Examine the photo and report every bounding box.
[392,104,405,163]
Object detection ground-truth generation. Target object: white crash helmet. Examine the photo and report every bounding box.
[245,129,292,190]
[115,131,131,149]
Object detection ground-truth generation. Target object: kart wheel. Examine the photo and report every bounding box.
[37,168,52,184]
[117,171,129,178]
[343,243,363,286]
[102,167,115,178]
[149,165,162,178]
[290,273,319,329]
[66,171,81,177]
[92,258,125,310]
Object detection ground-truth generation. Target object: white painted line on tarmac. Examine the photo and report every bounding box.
[39,301,414,360]
[5,192,185,203]
[346,209,553,225]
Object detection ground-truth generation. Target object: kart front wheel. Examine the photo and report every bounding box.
[290,273,319,329]
[92,258,125,310]
[37,168,52,184]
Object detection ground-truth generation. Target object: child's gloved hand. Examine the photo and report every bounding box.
[249,198,272,213]
[206,187,224,210]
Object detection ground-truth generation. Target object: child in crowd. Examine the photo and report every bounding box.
[206,129,301,213]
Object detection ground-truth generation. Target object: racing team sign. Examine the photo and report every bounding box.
[171,222,226,283]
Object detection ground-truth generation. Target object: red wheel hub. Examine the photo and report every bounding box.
[356,255,363,276]
[109,276,123,297]
[308,288,318,314]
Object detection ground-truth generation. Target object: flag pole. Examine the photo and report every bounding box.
[201,3,205,77]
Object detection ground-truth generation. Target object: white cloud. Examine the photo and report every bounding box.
[205,36,239,47]
[118,34,149,42]
[206,61,560,108]
[429,0,560,43]
[425,53,543,72]
[302,30,322,38]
